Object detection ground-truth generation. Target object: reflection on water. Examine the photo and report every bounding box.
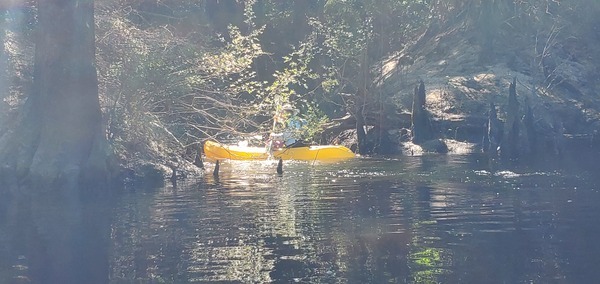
[0,188,110,283]
[2,153,600,283]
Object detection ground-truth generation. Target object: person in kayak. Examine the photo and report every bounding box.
[269,104,307,148]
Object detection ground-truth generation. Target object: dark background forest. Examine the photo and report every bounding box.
[1,0,600,186]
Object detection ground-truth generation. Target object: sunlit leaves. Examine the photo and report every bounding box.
[96,0,272,159]
[298,102,330,142]
[321,78,339,93]
[203,26,265,77]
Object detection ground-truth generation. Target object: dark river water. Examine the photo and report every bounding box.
[1,153,600,283]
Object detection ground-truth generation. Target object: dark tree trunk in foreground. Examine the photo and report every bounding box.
[0,1,112,283]
[0,0,113,188]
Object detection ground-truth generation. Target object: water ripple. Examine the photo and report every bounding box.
[105,155,600,283]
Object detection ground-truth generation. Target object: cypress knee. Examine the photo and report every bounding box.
[501,78,520,160]
[411,80,433,143]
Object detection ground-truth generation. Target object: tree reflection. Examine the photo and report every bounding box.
[0,188,110,284]
[106,156,586,282]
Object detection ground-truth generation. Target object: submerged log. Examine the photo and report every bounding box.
[321,112,411,142]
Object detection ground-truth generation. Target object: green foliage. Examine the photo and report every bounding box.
[322,0,429,59]
[299,102,329,142]
[321,0,371,63]
[9,0,596,162]
[257,31,321,134]
[94,0,439,160]
[305,0,432,130]
[96,0,268,162]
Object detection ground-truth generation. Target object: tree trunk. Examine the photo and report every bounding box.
[0,13,8,135]
[0,0,113,188]
[354,49,370,155]
[485,102,503,155]
[355,109,368,154]
[411,80,433,143]
[501,77,520,160]
[523,101,536,157]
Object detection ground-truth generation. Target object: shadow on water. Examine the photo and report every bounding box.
[2,152,600,283]
[0,186,111,284]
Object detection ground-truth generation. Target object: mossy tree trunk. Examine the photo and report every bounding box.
[0,0,113,189]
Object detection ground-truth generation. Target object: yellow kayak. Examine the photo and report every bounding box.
[203,140,355,161]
